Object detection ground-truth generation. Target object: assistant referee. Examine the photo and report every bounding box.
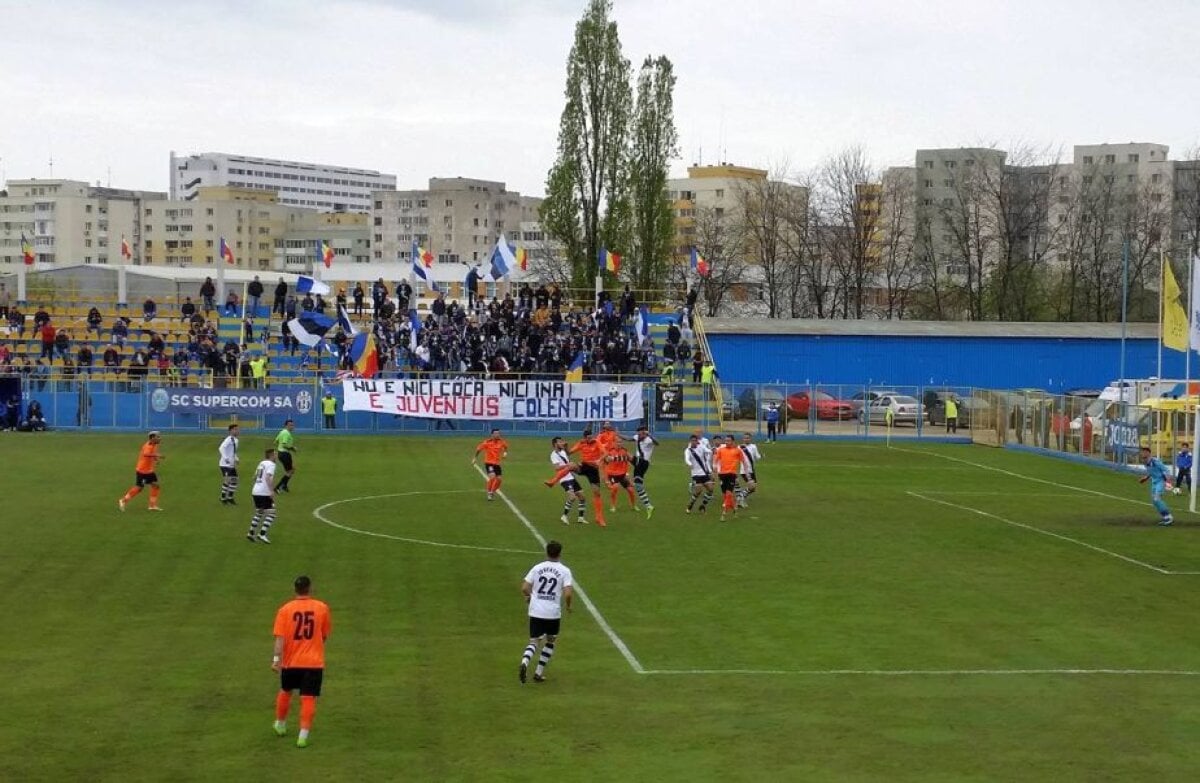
[275,419,298,493]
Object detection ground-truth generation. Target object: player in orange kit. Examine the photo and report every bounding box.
[472,428,510,500]
[271,575,332,748]
[603,442,639,513]
[713,434,747,522]
[119,431,165,512]
[564,428,608,527]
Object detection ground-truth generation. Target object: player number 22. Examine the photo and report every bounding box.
[536,576,558,599]
[291,610,315,640]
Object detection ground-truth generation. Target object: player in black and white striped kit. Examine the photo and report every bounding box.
[218,423,240,505]
[247,448,278,544]
[736,433,762,508]
[633,425,658,519]
[519,540,574,684]
[550,437,587,526]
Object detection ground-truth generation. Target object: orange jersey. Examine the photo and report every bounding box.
[604,448,632,477]
[273,596,332,669]
[475,438,508,464]
[571,438,604,465]
[597,430,619,452]
[135,442,159,474]
[714,445,744,475]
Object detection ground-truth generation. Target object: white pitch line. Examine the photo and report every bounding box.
[907,490,1174,574]
[914,491,1084,498]
[312,491,541,555]
[887,445,1151,508]
[641,668,1200,677]
[473,465,647,675]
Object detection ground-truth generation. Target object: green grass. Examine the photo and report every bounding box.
[4,432,1200,781]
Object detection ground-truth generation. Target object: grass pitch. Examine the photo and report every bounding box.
[4,432,1200,781]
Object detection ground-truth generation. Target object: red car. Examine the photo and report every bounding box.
[786,390,854,420]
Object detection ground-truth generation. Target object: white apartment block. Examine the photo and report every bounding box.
[170,151,397,213]
[0,179,165,266]
[371,177,542,267]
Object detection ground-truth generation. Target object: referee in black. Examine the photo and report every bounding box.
[274,418,298,493]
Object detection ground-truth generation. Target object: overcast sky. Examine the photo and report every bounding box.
[4,0,1199,197]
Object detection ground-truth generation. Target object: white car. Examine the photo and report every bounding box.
[860,394,921,426]
[849,390,900,415]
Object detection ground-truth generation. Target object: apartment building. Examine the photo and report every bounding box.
[170,151,397,213]
[0,179,165,266]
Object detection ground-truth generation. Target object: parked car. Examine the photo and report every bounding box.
[850,389,900,415]
[737,387,786,419]
[860,394,921,426]
[787,390,854,420]
[926,394,990,428]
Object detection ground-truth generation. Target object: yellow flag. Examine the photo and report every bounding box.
[1163,257,1189,352]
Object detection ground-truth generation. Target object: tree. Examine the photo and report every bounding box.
[627,55,678,293]
[737,172,802,318]
[688,205,748,316]
[540,0,632,286]
[877,168,918,318]
[816,147,879,319]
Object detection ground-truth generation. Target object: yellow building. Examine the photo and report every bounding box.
[666,164,768,262]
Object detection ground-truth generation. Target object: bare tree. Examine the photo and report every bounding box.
[688,205,749,317]
[736,172,802,318]
[815,147,880,319]
[877,168,918,319]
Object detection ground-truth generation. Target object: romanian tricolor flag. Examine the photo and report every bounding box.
[598,247,621,274]
[412,240,433,268]
[349,332,380,378]
[21,233,34,265]
[220,236,235,265]
[121,235,133,260]
[321,240,334,269]
[515,246,528,272]
[690,248,711,278]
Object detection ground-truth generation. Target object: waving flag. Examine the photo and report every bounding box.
[515,246,528,271]
[337,305,358,337]
[287,310,335,348]
[565,350,587,383]
[120,235,132,260]
[21,233,34,265]
[598,247,621,274]
[690,248,711,278]
[490,234,517,280]
[635,305,649,341]
[408,309,423,353]
[349,332,379,378]
[321,240,335,269]
[296,275,331,296]
[1162,256,1188,352]
[219,237,235,265]
[411,240,433,268]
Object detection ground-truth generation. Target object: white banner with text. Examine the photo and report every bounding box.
[341,379,644,421]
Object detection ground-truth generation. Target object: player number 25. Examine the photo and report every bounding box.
[291,610,315,640]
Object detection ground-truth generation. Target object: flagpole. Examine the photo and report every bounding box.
[1120,240,1129,395]
[1158,246,1165,380]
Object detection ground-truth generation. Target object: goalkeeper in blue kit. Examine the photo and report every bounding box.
[1139,446,1174,527]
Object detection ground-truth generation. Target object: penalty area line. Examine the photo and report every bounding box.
[472,465,647,675]
[907,490,1178,575]
[640,668,1200,677]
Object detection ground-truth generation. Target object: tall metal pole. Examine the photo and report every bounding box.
[1120,239,1129,393]
[1157,247,1164,380]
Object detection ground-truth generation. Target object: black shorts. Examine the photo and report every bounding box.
[560,479,582,493]
[634,459,651,479]
[280,667,324,696]
[253,494,274,510]
[220,466,238,478]
[529,616,561,638]
[719,473,738,492]
[135,471,158,487]
[578,463,601,485]
[607,474,631,488]
[691,473,712,485]
[279,451,294,471]
[485,463,502,477]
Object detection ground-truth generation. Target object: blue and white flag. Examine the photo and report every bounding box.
[408,309,423,353]
[489,233,518,280]
[635,305,649,340]
[337,305,358,337]
[296,275,331,296]
[287,310,335,348]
